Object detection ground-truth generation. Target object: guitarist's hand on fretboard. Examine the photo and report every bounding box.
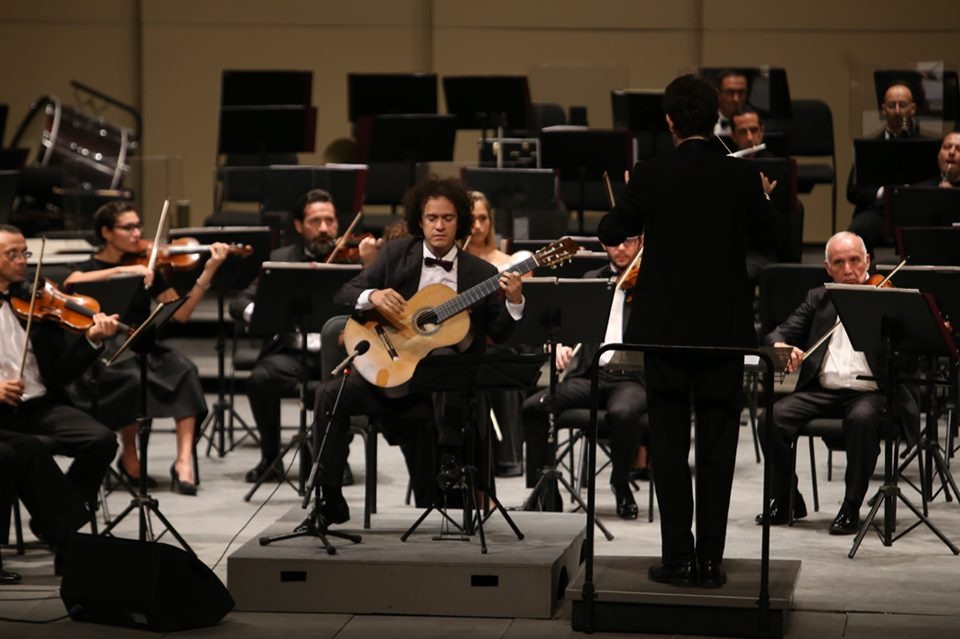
[498,270,523,304]
[370,288,407,316]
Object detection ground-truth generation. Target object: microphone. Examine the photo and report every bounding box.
[330,340,370,377]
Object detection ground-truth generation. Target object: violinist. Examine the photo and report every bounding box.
[759,231,919,535]
[229,188,360,484]
[0,223,120,514]
[62,201,229,495]
[521,235,649,518]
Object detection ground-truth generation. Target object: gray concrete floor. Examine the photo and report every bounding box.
[3,391,959,638]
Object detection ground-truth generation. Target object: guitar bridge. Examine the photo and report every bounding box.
[375,325,400,361]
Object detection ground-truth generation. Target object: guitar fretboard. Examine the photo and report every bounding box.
[430,254,539,324]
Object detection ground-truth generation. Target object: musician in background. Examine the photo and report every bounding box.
[714,70,749,137]
[731,107,773,158]
[0,223,119,512]
[846,83,924,251]
[598,74,773,588]
[230,188,353,484]
[63,201,229,495]
[926,131,960,188]
[521,235,649,519]
[312,176,523,526]
[760,231,918,535]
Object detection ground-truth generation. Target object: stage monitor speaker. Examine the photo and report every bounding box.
[59,533,234,632]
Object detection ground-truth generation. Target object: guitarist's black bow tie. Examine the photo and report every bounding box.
[424,256,454,272]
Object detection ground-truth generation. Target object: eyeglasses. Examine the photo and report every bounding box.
[2,249,32,261]
[113,223,143,232]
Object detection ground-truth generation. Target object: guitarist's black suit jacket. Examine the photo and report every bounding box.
[335,236,518,350]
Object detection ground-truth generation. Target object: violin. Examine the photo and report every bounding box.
[325,232,374,264]
[10,278,134,335]
[121,238,253,271]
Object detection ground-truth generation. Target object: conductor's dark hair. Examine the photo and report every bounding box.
[93,200,138,245]
[292,188,335,222]
[663,74,720,139]
[401,176,473,241]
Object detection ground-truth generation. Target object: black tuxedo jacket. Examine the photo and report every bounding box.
[334,237,517,352]
[764,286,919,432]
[597,138,773,348]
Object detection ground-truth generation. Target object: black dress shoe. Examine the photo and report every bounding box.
[648,559,699,587]
[698,559,727,588]
[170,464,197,496]
[319,488,350,527]
[755,492,807,525]
[829,504,860,535]
[118,461,158,489]
[244,460,283,483]
[629,467,651,482]
[0,568,22,584]
[342,463,355,487]
[612,483,639,520]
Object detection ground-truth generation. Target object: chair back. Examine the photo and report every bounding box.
[320,315,350,384]
[786,99,834,157]
[758,264,831,335]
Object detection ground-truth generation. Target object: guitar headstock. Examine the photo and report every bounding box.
[533,237,580,269]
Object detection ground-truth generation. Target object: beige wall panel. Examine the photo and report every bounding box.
[434,0,701,29]
[705,29,959,241]
[433,28,699,162]
[704,0,960,31]
[142,0,430,28]
[141,23,429,221]
[0,0,133,23]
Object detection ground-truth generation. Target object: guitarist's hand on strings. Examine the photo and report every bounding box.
[370,288,407,316]
[499,270,523,304]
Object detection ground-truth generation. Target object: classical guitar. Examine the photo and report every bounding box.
[343,238,578,389]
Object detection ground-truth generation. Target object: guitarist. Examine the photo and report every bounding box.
[313,176,524,525]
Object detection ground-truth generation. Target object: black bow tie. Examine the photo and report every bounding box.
[424,256,454,272]
[718,118,730,129]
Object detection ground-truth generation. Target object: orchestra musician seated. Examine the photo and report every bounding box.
[758,231,919,534]
[312,176,524,526]
[521,235,649,519]
[62,202,231,495]
[229,188,363,484]
[0,223,120,523]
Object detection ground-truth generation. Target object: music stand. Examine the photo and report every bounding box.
[441,75,532,134]
[886,185,960,241]
[347,73,438,123]
[509,277,616,540]
[611,90,673,159]
[826,283,960,557]
[460,166,559,240]
[243,262,361,501]
[164,226,272,457]
[539,129,634,234]
[854,139,941,196]
[399,353,545,554]
[100,297,192,552]
[896,227,960,266]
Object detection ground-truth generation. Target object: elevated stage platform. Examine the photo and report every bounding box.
[227,507,586,619]
[568,555,801,637]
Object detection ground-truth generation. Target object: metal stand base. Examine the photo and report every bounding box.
[259,509,361,556]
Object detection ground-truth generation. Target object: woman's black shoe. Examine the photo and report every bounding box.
[118,461,158,489]
[170,464,198,496]
[613,484,639,520]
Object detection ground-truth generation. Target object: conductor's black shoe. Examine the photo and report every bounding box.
[319,488,350,527]
[613,483,639,520]
[829,504,860,535]
[755,492,807,525]
[0,568,22,584]
[244,459,282,483]
[648,559,699,587]
[698,559,727,588]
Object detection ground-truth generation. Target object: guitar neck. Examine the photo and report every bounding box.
[433,254,538,323]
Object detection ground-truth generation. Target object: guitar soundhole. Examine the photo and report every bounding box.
[414,309,440,334]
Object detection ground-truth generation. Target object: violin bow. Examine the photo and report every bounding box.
[144,199,170,287]
[325,210,363,264]
[800,257,910,364]
[19,237,46,377]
